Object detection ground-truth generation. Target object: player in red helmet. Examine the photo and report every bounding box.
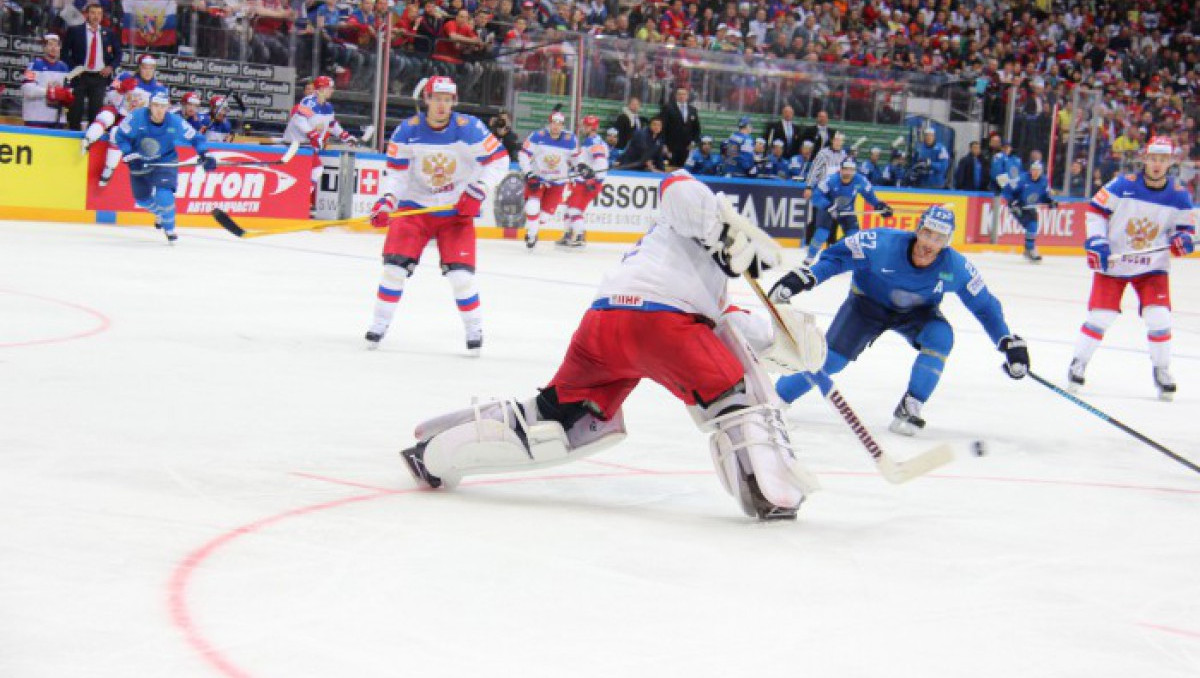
[558,114,610,248]
[283,74,358,213]
[364,76,509,354]
[178,91,203,132]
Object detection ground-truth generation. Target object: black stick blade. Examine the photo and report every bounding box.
[212,209,245,237]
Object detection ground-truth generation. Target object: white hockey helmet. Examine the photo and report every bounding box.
[916,204,955,241]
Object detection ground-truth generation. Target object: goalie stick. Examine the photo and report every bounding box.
[744,273,954,483]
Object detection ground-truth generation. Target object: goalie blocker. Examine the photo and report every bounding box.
[401,171,827,520]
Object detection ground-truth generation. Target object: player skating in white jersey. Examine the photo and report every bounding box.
[519,111,577,249]
[364,76,509,354]
[399,171,828,521]
[282,75,358,213]
[557,114,610,249]
[1069,137,1196,400]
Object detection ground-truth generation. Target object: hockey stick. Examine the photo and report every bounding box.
[744,274,954,483]
[212,204,453,238]
[1027,371,1199,476]
[146,142,301,169]
[1116,243,1174,259]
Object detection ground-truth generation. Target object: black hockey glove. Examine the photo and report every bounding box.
[878,202,894,218]
[768,267,817,304]
[574,163,595,180]
[999,335,1030,379]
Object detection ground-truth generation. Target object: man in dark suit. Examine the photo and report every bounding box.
[659,87,701,168]
[613,95,646,151]
[623,116,668,172]
[798,109,836,156]
[64,1,121,130]
[765,105,801,158]
[953,140,988,191]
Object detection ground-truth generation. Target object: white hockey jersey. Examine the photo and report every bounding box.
[380,112,509,209]
[20,57,71,124]
[519,128,577,185]
[283,94,346,148]
[593,171,731,322]
[572,132,610,181]
[1087,173,1196,278]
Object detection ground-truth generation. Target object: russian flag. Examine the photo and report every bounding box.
[123,0,178,48]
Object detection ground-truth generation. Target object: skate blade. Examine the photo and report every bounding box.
[1157,390,1175,402]
[888,418,917,437]
[466,347,481,358]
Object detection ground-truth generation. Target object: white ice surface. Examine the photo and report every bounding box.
[1,220,1198,678]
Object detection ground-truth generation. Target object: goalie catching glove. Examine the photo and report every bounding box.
[708,193,782,278]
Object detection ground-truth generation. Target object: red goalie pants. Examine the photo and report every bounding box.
[383,212,476,269]
[546,309,744,419]
[1087,272,1171,313]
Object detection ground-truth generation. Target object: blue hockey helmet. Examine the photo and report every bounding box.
[738,115,752,128]
[916,204,955,241]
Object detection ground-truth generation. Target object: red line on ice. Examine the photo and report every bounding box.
[169,469,1200,677]
[0,289,111,348]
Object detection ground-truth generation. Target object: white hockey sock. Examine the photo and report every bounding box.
[524,198,541,236]
[446,269,482,338]
[565,209,584,235]
[104,145,122,171]
[1143,305,1172,368]
[370,264,409,334]
[1072,309,1118,365]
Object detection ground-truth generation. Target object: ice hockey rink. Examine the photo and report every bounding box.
[2,218,1198,678]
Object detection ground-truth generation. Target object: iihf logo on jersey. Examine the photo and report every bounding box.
[422,153,457,190]
[1125,217,1161,250]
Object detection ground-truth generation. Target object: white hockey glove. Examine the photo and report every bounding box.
[712,192,782,278]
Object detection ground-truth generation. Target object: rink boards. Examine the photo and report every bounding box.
[1,124,1089,255]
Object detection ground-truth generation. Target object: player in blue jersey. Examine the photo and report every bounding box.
[910,128,950,189]
[858,147,884,185]
[684,136,721,175]
[727,117,757,176]
[768,205,1030,435]
[1002,160,1056,262]
[805,159,893,265]
[114,91,215,244]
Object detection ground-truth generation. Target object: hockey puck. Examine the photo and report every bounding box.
[971,440,987,457]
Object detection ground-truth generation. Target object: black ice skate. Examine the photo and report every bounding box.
[1023,246,1043,263]
[466,336,482,357]
[1067,358,1087,393]
[1153,367,1176,401]
[736,472,800,521]
[556,231,585,249]
[364,330,384,350]
[400,441,443,489]
[165,230,178,245]
[888,392,926,436]
[525,231,538,249]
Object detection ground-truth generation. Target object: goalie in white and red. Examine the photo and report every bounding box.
[399,171,828,521]
[1069,136,1196,400]
[364,76,508,355]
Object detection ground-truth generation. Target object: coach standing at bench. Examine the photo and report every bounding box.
[64,1,121,131]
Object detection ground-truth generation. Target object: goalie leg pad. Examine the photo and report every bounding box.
[707,405,819,519]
